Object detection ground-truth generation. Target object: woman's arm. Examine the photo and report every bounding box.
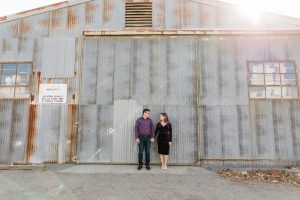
[155,123,160,137]
[169,123,172,142]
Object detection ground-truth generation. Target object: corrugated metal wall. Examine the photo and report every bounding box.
[1,0,300,39]
[77,35,300,165]
[1,0,300,165]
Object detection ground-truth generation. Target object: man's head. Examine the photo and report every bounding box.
[143,109,150,119]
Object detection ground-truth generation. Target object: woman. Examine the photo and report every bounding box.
[155,113,172,170]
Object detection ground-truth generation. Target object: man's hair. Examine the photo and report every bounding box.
[143,109,150,114]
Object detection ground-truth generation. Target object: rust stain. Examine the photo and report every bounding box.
[17,38,24,53]
[67,104,77,163]
[37,71,41,92]
[67,8,77,29]
[85,2,95,24]
[10,22,18,37]
[26,104,37,163]
[103,0,113,23]
[19,19,30,36]
[2,39,10,52]
[40,16,50,28]
[50,10,61,28]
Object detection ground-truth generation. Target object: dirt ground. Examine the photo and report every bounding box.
[0,164,300,200]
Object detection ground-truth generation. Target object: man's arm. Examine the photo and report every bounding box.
[150,119,155,139]
[135,119,140,139]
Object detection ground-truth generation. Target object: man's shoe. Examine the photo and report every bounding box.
[146,165,151,170]
[137,164,142,170]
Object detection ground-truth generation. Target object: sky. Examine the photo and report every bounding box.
[0,0,299,18]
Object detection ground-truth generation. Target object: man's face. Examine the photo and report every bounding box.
[143,111,150,119]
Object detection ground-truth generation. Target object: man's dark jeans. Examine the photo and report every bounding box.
[138,135,151,165]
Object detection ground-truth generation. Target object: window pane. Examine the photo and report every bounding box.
[0,64,2,75]
[249,74,264,85]
[15,74,30,86]
[17,64,31,74]
[280,62,295,74]
[250,87,265,98]
[264,62,280,73]
[249,63,264,73]
[282,86,298,99]
[15,87,30,99]
[266,86,282,98]
[0,87,15,98]
[265,74,281,85]
[0,75,16,86]
[281,74,296,85]
[2,64,17,75]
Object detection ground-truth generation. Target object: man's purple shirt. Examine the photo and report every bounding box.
[135,117,155,139]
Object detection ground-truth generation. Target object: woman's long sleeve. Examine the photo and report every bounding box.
[155,123,159,137]
[169,123,172,142]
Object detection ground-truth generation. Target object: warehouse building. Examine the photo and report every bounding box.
[1,0,300,165]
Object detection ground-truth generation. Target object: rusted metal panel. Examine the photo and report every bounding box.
[41,38,75,78]
[0,38,34,62]
[27,104,77,163]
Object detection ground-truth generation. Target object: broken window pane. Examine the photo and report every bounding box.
[264,62,280,74]
[265,74,281,85]
[266,86,282,98]
[249,74,264,85]
[249,87,265,98]
[282,86,298,99]
[249,63,264,73]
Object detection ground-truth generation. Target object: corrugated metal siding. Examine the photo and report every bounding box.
[41,38,75,78]
[27,104,77,163]
[1,0,300,38]
[77,105,114,163]
[0,100,29,163]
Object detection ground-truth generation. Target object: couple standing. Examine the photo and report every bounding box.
[135,109,172,170]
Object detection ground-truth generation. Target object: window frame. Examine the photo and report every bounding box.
[247,60,299,100]
[0,62,33,99]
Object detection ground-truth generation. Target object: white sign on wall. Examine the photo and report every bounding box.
[39,84,67,104]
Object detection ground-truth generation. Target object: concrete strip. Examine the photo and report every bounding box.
[59,165,211,175]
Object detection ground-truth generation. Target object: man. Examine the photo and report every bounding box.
[135,109,155,170]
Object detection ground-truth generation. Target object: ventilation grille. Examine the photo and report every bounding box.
[125,2,152,28]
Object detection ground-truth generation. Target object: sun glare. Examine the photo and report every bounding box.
[235,1,268,23]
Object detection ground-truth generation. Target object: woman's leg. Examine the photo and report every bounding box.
[160,154,164,169]
[164,155,169,169]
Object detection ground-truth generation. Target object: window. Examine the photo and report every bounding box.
[248,61,298,99]
[0,63,31,99]
[125,2,152,28]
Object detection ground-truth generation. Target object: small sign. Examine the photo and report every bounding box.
[39,84,67,104]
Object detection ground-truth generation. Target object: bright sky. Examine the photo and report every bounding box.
[0,0,299,18]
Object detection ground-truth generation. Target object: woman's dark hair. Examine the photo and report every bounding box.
[160,113,169,123]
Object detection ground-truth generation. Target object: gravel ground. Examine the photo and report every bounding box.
[0,164,299,200]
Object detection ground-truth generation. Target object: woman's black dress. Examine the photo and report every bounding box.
[155,123,172,155]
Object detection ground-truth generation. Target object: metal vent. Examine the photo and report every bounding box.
[125,2,152,28]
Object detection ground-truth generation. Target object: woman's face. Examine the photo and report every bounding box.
[160,115,165,122]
